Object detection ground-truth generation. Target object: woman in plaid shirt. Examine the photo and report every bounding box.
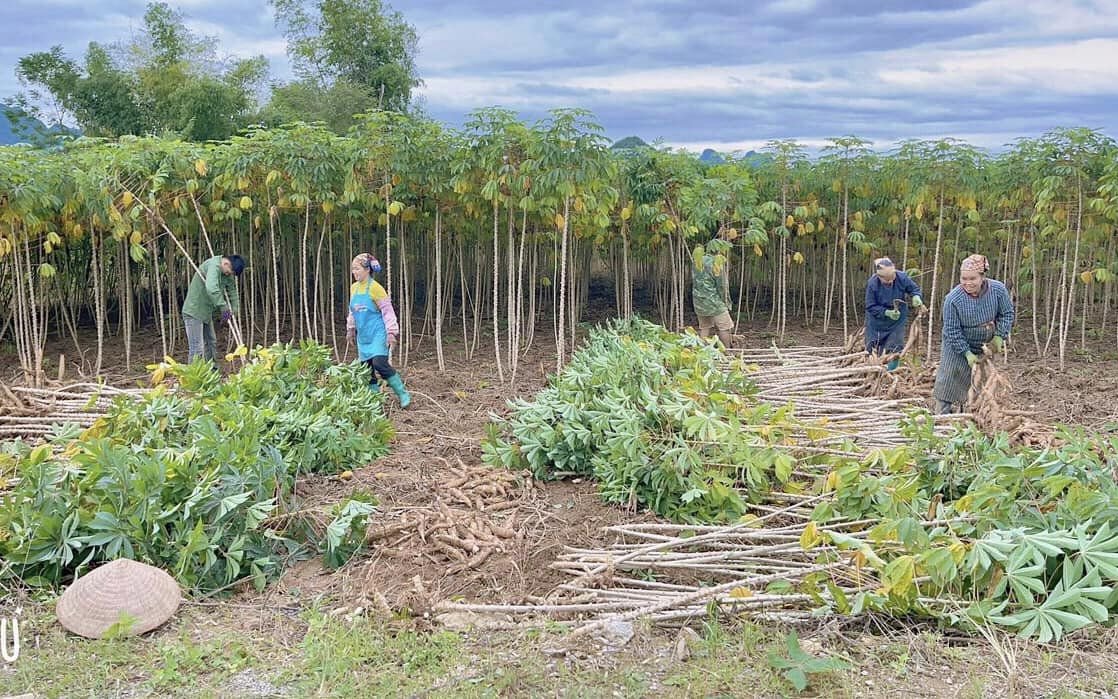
[932,254,1015,414]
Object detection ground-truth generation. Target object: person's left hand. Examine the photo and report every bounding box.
[885,309,901,321]
[911,295,924,308]
[387,334,397,349]
[991,335,1005,354]
[221,309,233,323]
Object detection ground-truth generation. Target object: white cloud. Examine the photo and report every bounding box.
[877,39,1118,94]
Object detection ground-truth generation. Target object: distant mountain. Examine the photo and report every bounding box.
[0,105,75,146]
[610,135,650,150]
[699,148,725,164]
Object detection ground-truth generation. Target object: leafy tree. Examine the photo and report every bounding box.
[259,80,376,134]
[15,3,267,141]
[17,43,147,137]
[270,0,421,122]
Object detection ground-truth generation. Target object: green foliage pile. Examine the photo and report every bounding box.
[0,342,392,592]
[483,317,809,522]
[484,319,1118,642]
[813,420,1118,642]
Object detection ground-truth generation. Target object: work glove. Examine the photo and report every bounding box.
[884,309,901,321]
[911,295,924,308]
[221,309,233,323]
[991,335,1005,354]
[965,351,978,368]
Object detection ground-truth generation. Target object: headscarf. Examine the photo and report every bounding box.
[874,257,897,281]
[960,254,988,274]
[352,253,382,274]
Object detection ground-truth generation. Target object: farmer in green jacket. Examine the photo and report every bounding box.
[692,234,734,349]
[181,255,244,364]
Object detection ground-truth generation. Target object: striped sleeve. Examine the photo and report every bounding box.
[941,294,970,357]
[993,281,1015,338]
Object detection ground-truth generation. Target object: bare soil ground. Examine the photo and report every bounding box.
[4,315,1118,697]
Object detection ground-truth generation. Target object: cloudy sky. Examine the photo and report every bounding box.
[2,0,1117,152]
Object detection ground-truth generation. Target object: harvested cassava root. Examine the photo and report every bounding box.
[369,459,534,573]
[967,353,1054,448]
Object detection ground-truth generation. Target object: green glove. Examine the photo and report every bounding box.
[965,351,978,368]
[884,309,901,321]
[911,295,924,308]
[991,335,1005,354]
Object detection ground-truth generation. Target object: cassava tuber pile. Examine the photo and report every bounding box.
[367,459,532,573]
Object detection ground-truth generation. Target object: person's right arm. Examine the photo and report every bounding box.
[203,258,228,311]
[865,280,885,319]
[942,298,969,356]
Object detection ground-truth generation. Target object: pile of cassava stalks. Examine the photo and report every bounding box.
[0,378,144,439]
[836,311,1054,447]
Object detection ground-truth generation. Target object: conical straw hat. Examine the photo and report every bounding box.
[56,559,182,639]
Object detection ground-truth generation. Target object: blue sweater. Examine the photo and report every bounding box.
[865,272,921,331]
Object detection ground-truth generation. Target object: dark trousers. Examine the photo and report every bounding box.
[365,355,397,384]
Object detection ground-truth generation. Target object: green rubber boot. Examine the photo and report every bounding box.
[386,374,411,409]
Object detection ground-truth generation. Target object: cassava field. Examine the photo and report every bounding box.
[3,116,1118,698]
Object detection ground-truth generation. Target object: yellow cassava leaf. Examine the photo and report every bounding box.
[800,521,820,550]
[388,201,404,216]
[785,214,795,227]
[1079,271,1093,284]
[194,159,207,177]
[728,587,753,599]
[753,244,763,257]
[555,213,565,230]
[620,205,632,221]
[122,191,134,205]
[240,196,253,210]
[130,231,142,246]
[793,251,805,265]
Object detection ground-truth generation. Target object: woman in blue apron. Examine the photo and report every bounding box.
[345,253,411,408]
[932,254,1015,414]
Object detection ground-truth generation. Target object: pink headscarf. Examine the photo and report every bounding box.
[960,254,988,274]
